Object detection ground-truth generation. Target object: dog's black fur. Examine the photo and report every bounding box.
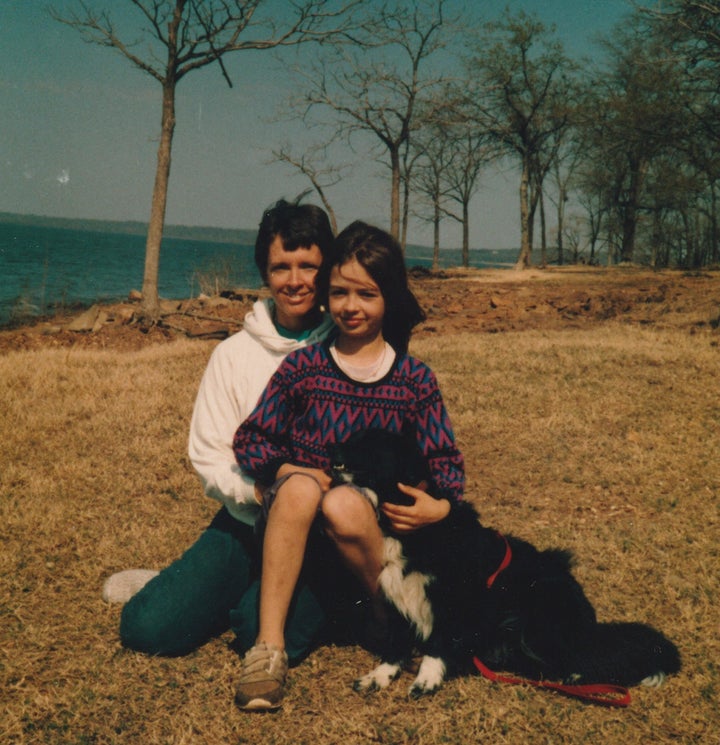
[330,430,681,697]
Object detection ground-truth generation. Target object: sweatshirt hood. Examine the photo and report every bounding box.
[243,298,335,353]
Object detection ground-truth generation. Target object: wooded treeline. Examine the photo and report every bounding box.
[284,0,720,271]
[54,1,720,318]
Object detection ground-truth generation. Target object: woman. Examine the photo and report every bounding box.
[110,198,337,663]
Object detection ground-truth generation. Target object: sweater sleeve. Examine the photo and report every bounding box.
[414,365,465,502]
[188,341,258,513]
[233,363,295,485]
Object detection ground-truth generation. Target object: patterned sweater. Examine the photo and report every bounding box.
[233,340,465,503]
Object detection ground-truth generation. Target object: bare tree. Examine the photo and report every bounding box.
[51,0,359,321]
[411,124,453,269]
[439,128,492,268]
[271,144,348,234]
[544,91,587,266]
[462,10,575,269]
[643,0,720,264]
[577,17,688,263]
[529,110,576,267]
[296,0,450,241]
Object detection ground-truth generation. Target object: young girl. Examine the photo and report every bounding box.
[231,220,465,710]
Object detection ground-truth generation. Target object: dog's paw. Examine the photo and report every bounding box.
[353,662,402,694]
[640,672,667,688]
[408,656,446,698]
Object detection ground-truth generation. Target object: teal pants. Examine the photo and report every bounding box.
[119,508,331,663]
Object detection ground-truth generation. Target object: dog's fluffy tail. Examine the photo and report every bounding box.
[567,622,681,686]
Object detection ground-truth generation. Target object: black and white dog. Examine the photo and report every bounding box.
[330,430,681,698]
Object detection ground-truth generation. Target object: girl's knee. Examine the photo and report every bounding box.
[274,472,323,508]
[322,485,375,535]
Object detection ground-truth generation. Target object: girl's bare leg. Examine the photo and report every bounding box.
[256,474,323,649]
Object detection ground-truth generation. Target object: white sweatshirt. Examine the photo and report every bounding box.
[188,298,334,525]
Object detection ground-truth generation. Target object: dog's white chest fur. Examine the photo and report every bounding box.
[358,487,436,641]
[355,536,446,698]
[379,536,435,641]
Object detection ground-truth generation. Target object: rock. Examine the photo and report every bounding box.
[40,324,63,336]
[185,327,230,340]
[92,311,110,333]
[159,299,183,313]
[128,289,143,302]
[67,305,101,332]
[114,305,136,324]
[203,296,232,309]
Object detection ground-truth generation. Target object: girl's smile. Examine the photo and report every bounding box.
[328,259,386,351]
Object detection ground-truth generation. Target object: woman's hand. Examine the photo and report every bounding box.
[275,462,333,493]
[253,481,268,505]
[380,483,451,534]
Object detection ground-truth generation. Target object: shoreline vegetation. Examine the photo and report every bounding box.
[1,271,718,742]
[1,264,718,355]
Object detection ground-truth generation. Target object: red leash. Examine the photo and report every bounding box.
[477,532,632,707]
[473,657,631,707]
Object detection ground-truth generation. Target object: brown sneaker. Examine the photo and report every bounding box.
[235,642,288,711]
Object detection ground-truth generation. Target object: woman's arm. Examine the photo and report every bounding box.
[188,341,259,510]
[233,365,295,484]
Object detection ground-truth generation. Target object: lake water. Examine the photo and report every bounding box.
[0,222,263,326]
[0,221,515,326]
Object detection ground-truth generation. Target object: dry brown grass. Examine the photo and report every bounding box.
[1,322,718,744]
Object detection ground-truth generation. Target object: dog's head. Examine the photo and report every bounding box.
[330,430,432,505]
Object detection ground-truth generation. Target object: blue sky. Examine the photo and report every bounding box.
[0,0,634,249]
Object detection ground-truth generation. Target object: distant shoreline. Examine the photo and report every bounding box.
[0,211,521,256]
[0,211,257,246]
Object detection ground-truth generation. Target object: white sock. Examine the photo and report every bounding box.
[102,568,159,604]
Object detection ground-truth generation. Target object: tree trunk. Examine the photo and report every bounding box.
[606,224,617,266]
[139,2,184,322]
[650,209,661,268]
[710,181,719,265]
[619,158,646,264]
[462,199,470,268]
[539,189,547,268]
[140,80,176,321]
[432,201,440,271]
[514,158,532,269]
[588,207,601,264]
[390,147,401,240]
[400,165,411,253]
[620,203,637,263]
[556,185,565,266]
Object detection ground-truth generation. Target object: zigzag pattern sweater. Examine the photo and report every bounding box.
[233,340,465,503]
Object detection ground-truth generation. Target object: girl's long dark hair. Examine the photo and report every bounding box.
[329,221,425,354]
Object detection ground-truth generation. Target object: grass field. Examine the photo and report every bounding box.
[1,322,718,744]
